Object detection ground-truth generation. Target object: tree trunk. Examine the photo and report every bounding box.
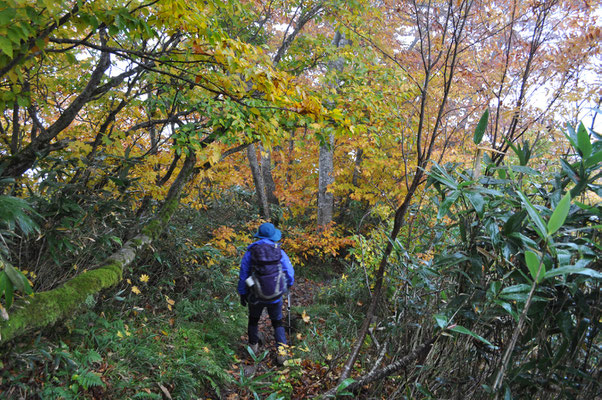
[247,143,270,220]
[317,134,335,229]
[259,144,279,205]
[351,148,363,188]
[0,151,198,344]
[317,30,351,230]
[337,147,364,224]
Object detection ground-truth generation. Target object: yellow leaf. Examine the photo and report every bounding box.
[117,331,124,338]
[131,286,141,295]
[302,310,310,323]
[161,330,168,336]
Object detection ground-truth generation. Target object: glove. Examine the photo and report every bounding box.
[240,294,248,307]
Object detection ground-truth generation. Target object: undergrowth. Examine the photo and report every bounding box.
[1,264,247,398]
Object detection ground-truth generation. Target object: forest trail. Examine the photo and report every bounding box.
[225,277,330,399]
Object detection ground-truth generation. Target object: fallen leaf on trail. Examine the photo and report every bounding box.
[302,310,310,323]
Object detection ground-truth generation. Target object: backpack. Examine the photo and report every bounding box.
[248,242,287,301]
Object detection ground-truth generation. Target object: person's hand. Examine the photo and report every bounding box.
[240,294,248,307]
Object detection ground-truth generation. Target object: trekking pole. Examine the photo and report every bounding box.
[287,291,292,342]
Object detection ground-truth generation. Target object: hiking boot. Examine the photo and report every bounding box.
[276,353,288,366]
[276,345,288,366]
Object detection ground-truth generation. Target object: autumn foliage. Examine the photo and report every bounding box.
[0,0,600,398]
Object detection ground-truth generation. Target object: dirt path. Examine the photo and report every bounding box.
[223,277,326,399]
[245,276,322,361]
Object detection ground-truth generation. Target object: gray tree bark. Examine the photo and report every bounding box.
[247,143,270,219]
[317,134,335,229]
[317,30,351,230]
[259,144,279,205]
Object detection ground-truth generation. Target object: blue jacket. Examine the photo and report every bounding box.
[238,238,294,303]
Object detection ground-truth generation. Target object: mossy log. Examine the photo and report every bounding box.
[0,152,197,345]
[0,234,151,344]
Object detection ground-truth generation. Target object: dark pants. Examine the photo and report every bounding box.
[248,298,286,346]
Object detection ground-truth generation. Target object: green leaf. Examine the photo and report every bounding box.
[449,325,496,348]
[577,122,592,158]
[525,250,543,283]
[510,165,540,176]
[584,150,602,169]
[494,300,518,321]
[564,124,578,151]
[336,378,355,394]
[500,284,531,295]
[560,159,580,183]
[437,191,460,219]
[429,163,458,190]
[3,262,26,293]
[0,271,14,308]
[0,36,13,58]
[543,265,602,280]
[517,191,547,239]
[473,108,489,145]
[434,314,448,329]
[465,191,485,217]
[508,232,538,249]
[0,7,16,25]
[0,271,7,298]
[547,192,571,235]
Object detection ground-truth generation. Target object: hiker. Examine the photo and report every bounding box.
[238,222,294,364]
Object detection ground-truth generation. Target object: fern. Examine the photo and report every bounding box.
[72,368,104,390]
[83,349,102,365]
